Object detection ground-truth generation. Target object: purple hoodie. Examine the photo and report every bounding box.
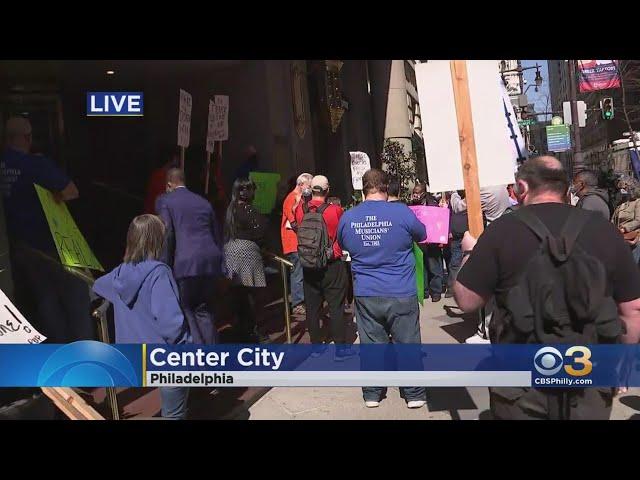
[93,260,190,344]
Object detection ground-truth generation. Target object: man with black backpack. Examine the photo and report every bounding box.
[453,156,640,420]
[294,175,350,358]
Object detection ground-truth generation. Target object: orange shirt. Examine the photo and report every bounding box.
[281,190,299,254]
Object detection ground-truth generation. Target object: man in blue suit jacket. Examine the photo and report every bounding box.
[156,168,223,344]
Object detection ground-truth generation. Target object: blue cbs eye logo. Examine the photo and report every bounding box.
[533,346,593,377]
[37,341,139,387]
[533,347,564,375]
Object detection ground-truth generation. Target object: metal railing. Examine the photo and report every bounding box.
[28,248,120,420]
[262,251,294,344]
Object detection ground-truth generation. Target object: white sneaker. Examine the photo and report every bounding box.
[365,401,380,408]
[407,400,426,409]
[465,333,490,344]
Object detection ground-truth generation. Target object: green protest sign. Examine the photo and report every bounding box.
[413,243,424,305]
[34,184,104,272]
[249,171,281,214]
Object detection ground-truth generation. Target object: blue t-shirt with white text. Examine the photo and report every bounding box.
[338,200,426,297]
[0,148,70,254]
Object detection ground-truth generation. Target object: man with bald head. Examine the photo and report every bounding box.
[156,167,223,344]
[1,116,92,343]
[453,156,640,420]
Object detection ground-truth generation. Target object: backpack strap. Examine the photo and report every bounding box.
[557,208,591,257]
[316,203,330,214]
[513,208,553,242]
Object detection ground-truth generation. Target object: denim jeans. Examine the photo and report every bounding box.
[632,244,640,265]
[286,253,304,307]
[446,238,463,289]
[160,387,190,419]
[354,296,425,402]
[423,244,444,296]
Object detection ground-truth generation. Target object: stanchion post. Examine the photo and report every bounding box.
[280,261,292,344]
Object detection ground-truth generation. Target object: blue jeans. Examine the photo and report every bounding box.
[287,253,304,307]
[354,296,425,402]
[160,387,189,420]
[424,244,444,296]
[447,238,463,289]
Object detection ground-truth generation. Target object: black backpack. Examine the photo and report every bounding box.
[297,203,333,270]
[492,208,622,345]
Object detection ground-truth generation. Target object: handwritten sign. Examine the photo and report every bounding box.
[409,205,450,245]
[349,151,371,190]
[177,89,192,148]
[34,184,104,271]
[0,288,46,344]
[249,171,281,215]
[206,95,229,152]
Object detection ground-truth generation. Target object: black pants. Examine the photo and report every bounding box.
[230,285,258,340]
[303,261,347,344]
[489,387,614,420]
[11,245,94,343]
[177,276,217,344]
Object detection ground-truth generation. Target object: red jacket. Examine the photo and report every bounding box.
[295,199,344,260]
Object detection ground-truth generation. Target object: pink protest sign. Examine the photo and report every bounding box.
[409,205,450,245]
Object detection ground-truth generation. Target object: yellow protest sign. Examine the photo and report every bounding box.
[34,184,104,272]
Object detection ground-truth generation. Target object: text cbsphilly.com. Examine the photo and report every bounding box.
[534,377,593,386]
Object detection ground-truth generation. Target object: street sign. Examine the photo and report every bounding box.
[562,101,587,127]
[518,119,536,126]
[546,124,572,152]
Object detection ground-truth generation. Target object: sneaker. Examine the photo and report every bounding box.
[407,400,426,409]
[431,294,442,303]
[365,400,380,408]
[292,304,306,316]
[465,333,490,344]
[334,346,356,362]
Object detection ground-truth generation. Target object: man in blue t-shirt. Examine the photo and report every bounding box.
[0,116,92,343]
[338,168,427,409]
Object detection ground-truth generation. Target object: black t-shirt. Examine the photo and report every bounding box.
[457,202,640,304]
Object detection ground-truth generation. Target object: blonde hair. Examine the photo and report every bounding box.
[123,215,166,264]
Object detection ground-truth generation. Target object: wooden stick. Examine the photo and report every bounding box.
[42,387,104,420]
[449,60,484,238]
[204,151,211,195]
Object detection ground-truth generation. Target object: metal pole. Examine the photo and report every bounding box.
[280,262,292,344]
[568,60,584,174]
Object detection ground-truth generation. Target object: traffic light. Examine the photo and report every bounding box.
[601,97,614,120]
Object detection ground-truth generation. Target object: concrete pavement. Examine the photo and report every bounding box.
[248,296,640,420]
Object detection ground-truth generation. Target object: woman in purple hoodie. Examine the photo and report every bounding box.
[93,214,191,419]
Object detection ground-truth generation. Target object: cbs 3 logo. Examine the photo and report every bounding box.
[533,346,593,377]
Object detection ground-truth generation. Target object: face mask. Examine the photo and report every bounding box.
[620,188,628,195]
[302,187,312,198]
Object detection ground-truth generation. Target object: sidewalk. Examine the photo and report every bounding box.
[248,297,640,420]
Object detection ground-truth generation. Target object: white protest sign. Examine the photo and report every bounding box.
[0,288,46,344]
[206,95,229,152]
[349,151,371,190]
[177,89,192,148]
[415,60,515,193]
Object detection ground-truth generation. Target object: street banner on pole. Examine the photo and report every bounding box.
[415,61,516,194]
[177,89,192,148]
[546,125,572,152]
[35,185,104,271]
[578,60,620,93]
[0,288,46,344]
[349,151,371,190]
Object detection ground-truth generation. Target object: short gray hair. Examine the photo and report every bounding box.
[296,173,313,186]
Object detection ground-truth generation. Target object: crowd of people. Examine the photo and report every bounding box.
[5,113,640,420]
